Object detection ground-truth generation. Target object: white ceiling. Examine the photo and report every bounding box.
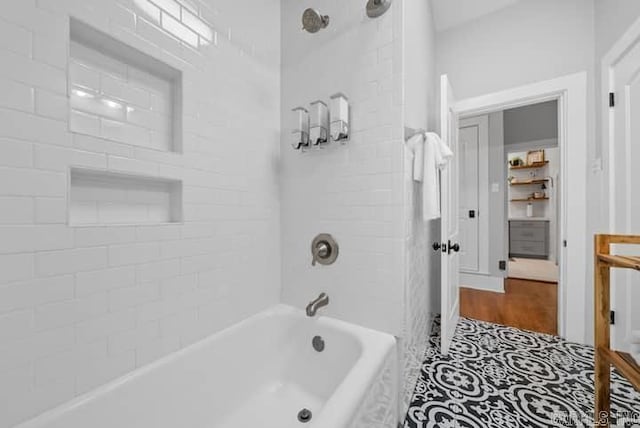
[430,0,521,32]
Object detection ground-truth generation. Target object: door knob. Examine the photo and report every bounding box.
[433,242,448,252]
[448,241,460,254]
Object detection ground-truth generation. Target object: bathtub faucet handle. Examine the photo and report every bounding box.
[311,234,339,266]
[312,242,329,266]
[306,292,329,317]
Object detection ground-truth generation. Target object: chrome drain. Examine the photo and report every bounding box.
[297,408,312,423]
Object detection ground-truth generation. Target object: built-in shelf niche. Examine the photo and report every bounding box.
[69,19,182,152]
[69,168,183,226]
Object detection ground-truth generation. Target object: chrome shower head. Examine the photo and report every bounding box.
[366,0,392,18]
[302,8,329,33]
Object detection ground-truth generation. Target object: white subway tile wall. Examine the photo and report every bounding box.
[281,0,436,417]
[280,0,405,336]
[0,0,280,426]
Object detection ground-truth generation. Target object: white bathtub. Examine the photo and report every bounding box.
[17,304,398,428]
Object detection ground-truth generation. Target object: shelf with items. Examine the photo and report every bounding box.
[509,161,549,170]
[509,179,550,186]
[510,197,549,202]
[594,234,640,426]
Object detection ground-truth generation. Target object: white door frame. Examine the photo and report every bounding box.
[455,72,588,344]
[601,16,640,350]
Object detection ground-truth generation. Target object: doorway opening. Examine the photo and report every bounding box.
[457,100,561,335]
[441,72,591,343]
[437,73,587,351]
[505,101,560,284]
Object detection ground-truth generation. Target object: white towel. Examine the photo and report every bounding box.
[406,133,425,182]
[423,132,453,221]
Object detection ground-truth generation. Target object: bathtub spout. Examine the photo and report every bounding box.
[306,293,329,316]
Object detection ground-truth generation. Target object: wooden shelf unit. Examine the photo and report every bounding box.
[510,179,550,186]
[509,161,549,170]
[510,197,549,202]
[598,254,640,270]
[594,234,640,426]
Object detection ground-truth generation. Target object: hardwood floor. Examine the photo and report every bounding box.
[460,278,558,335]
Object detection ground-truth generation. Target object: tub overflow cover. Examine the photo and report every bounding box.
[298,408,313,423]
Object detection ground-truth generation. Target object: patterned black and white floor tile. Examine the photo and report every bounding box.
[404,317,640,428]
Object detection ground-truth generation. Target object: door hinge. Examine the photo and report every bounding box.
[498,260,506,271]
[610,310,616,325]
[563,240,567,248]
[609,92,615,107]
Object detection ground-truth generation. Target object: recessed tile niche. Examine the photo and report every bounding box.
[68,19,182,152]
[69,168,183,226]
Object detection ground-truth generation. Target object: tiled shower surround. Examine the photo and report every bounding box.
[0,0,280,426]
[280,0,437,417]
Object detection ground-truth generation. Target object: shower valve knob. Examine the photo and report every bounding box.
[315,242,329,258]
[311,234,339,266]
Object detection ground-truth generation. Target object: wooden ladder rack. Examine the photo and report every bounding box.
[594,234,640,426]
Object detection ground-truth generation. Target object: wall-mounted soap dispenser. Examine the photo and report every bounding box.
[330,93,349,143]
[291,107,310,150]
[309,100,329,146]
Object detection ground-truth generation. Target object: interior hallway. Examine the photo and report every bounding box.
[460,278,557,335]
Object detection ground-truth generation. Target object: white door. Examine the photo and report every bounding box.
[458,123,479,272]
[609,34,640,354]
[440,75,461,355]
[458,116,490,274]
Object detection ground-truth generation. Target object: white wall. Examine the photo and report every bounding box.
[0,0,281,426]
[436,0,595,100]
[595,0,640,62]
[401,0,439,413]
[280,1,404,335]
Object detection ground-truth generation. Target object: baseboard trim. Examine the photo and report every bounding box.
[460,273,505,293]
